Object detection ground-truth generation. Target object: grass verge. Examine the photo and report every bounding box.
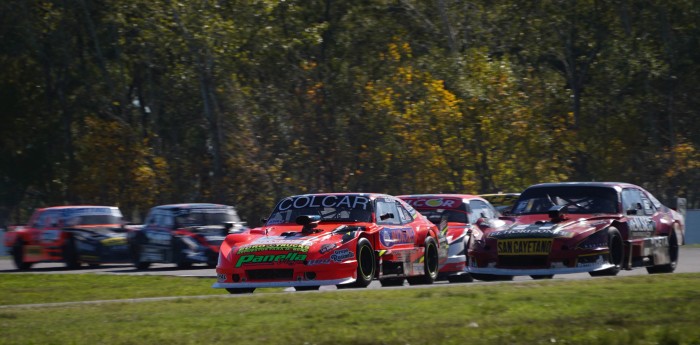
[1,273,700,344]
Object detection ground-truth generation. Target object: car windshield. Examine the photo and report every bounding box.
[512,186,618,215]
[62,207,123,226]
[266,195,374,225]
[175,208,241,227]
[416,209,469,224]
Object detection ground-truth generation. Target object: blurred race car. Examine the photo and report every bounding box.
[4,205,130,270]
[479,193,521,215]
[213,193,447,293]
[467,182,685,280]
[128,203,247,269]
[398,194,505,282]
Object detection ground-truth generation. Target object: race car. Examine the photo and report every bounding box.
[479,193,521,215]
[213,193,447,293]
[467,182,685,280]
[4,205,130,270]
[398,194,506,282]
[128,203,247,269]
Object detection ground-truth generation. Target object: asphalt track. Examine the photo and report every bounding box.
[2,247,699,293]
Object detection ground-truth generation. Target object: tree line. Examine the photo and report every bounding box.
[1,0,699,227]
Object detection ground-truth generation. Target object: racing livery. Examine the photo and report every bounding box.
[213,193,447,293]
[128,203,246,269]
[467,182,685,280]
[4,206,129,270]
[398,194,505,282]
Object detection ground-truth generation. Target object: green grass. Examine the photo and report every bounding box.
[1,274,700,344]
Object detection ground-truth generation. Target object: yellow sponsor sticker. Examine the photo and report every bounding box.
[497,239,552,255]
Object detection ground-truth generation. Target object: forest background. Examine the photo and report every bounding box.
[1,0,699,227]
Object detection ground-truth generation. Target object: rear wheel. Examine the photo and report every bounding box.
[12,240,32,270]
[646,229,679,274]
[407,236,439,285]
[589,227,623,277]
[337,238,375,289]
[226,288,255,294]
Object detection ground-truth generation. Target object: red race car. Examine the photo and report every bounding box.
[4,205,129,270]
[467,182,685,280]
[213,193,447,293]
[398,194,505,282]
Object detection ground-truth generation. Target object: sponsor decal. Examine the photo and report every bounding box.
[277,195,371,211]
[217,273,227,282]
[403,198,461,209]
[489,224,568,239]
[379,227,415,247]
[319,243,337,254]
[330,249,354,262]
[497,239,553,255]
[235,252,307,267]
[306,258,332,266]
[101,237,127,246]
[628,217,655,236]
[237,243,310,254]
[40,230,61,243]
[61,207,122,217]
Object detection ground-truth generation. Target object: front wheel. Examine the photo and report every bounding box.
[63,237,81,269]
[589,227,623,277]
[407,236,439,285]
[129,236,151,270]
[12,240,32,270]
[337,238,375,289]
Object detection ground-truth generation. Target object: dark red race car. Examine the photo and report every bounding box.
[467,182,685,280]
[398,194,505,282]
[127,203,247,269]
[213,193,447,293]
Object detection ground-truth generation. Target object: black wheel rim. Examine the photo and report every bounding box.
[358,244,374,280]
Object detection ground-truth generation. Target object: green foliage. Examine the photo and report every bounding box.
[2,0,700,227]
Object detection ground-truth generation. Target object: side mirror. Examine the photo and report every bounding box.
[224,222,234,231]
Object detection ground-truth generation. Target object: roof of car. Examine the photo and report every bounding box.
[526,182,640,190]
[151,203,232,210]
[39,205,119,210]
[397,194,482,199]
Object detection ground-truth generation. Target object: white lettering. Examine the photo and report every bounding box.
[293,196,311,209]
[321,196,337,207]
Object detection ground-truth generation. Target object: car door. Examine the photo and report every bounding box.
[141,209,175,262]
[621,188,656,239]
[376,198,416,251]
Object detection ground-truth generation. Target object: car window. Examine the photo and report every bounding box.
[266,195,374,225]
[376,200,401,225]
[396,202,413,224]
[622,188,643,213]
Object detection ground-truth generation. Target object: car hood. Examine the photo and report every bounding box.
[221,223,367,263]
[486,214,615,240]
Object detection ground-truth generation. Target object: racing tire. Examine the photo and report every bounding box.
[337,238,376,289]
[470,273,514,281]
[294,286,321,291]
[589,227,623,277]
[226,288,255,294]
[63,237,81,269]
[129,234,151,270]
[407,236,439,285]
[530,275,554,280]
[379,278,405,287]
[12,240,33,270]
[646,229,679,274]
